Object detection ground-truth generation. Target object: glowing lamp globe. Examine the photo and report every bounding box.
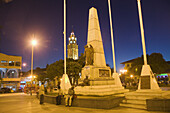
[32,40,37,46]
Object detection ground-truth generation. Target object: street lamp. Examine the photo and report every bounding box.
[31,39,37,77]
[120,69,127,74]
[29,38,37,95]
[23,63,27,67]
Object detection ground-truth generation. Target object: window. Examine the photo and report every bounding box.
[9,61,14,66]
[1,60,7,63]
[1,60,8,66]
[15,62,21,66]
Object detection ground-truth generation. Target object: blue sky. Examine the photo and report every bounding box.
[0,0,170,72]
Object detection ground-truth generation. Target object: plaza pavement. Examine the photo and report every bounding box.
[0,93,167,113]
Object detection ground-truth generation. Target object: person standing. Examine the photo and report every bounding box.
[56,86,63,105]
[39,82,45,105]
[65,86,75,107]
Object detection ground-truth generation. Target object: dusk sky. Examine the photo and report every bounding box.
[0,0,170,72]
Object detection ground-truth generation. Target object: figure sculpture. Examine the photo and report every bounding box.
[84,45,94,65]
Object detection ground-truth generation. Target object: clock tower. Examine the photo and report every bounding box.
[67,31,78,60]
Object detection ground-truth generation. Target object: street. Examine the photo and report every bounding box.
[0,93,167,113]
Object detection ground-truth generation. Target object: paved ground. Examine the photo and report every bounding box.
[0,93,167,113]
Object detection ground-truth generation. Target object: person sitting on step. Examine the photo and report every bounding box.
[65,86,75,107]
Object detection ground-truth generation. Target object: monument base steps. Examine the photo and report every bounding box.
[120,90,170,110]
[75,85,129,96]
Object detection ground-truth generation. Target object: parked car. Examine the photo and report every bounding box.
[0,88,11,93]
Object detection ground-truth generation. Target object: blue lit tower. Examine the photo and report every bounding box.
[67,31,78,60]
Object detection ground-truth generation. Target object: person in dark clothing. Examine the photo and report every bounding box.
[56,86,63,105]
[39,82,45,105]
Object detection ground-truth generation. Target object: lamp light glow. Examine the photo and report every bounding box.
[31,40,37,46]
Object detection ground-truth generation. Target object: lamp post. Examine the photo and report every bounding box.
[29,38,37,95]
[31,39,37,77]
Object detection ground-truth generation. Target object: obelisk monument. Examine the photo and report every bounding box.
[81,7,113,85]
[87,7,106,67]
[75,7,128,95]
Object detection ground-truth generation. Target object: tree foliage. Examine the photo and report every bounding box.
[128,53,170,75]
[46,58,83,81]
[67,61,82,80]
[46,59,64,80]
[36,72,47,82]
[77,53,85,67]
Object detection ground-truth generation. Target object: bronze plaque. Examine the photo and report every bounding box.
[141,76,150,89]
[99,69,110,77]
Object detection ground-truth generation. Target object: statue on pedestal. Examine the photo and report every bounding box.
[84,45,94,65]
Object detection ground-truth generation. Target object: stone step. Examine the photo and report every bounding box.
[125,92,164,96]
[125,94,161,100]
[76,87,123,92]
[76,89,128,96]
[76,85,124,89]
[120,103,146,110]
[76,89,128,94]
[123,99,146,105]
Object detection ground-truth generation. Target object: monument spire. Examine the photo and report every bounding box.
[87,7,106,67]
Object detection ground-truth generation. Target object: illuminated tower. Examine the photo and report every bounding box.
[67,31,78,60]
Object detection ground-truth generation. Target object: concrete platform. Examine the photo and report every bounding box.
[43,95,125,109]
[1,93,168,113]
[146,99,170,112]
[121,90,170,110]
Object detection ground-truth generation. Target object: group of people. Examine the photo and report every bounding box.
[38,82,75,107]
[38,76,90,106]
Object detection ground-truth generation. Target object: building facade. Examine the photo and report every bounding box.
[0,53,22,91]
[67,31,78,60]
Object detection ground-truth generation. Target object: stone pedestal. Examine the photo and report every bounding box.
[81,65,113,86]
[81,65,111,79]
[138,65,160,90]
[60,74,71,94]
